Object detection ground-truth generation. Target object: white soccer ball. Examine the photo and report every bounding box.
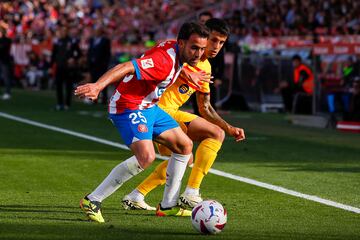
[191,200,227,234]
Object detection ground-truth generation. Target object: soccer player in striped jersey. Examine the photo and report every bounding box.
[122,18,245,211]
[75,22,210,222]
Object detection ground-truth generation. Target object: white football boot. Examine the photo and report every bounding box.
[122,194,156,211]
[178,192,203,209]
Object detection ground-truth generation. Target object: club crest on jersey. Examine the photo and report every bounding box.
[179,84,189,94]
[138,124,148,133]
[141,58,154,69]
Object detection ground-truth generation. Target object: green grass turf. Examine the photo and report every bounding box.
[0,89,359,239]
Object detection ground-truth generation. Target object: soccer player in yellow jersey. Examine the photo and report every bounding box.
[123,18,245,212]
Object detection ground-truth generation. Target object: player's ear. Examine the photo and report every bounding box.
[178,39,186,48]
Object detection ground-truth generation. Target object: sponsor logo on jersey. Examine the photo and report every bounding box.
[179,84,189,94]
[141,58,154,69]
[138,124,148,133]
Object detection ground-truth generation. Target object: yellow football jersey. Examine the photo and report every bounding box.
[158,59,211,113]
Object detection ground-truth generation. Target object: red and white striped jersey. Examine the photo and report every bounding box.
[109,40,183,114]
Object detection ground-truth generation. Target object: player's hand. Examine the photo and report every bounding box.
[229,126,245,142]
[74,83,101,101]
[187,71,213,88]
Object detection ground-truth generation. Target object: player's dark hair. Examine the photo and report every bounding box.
[177,22,209,41]
[205,18,230,37]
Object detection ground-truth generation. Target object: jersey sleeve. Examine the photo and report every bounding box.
[131,49,172,81]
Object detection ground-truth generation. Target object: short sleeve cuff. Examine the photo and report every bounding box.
[131,59,142,80]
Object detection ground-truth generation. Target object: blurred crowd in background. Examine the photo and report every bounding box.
[0,0,359,120]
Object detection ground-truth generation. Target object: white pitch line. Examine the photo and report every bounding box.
[208,168,360,214]
[0,111,359,214]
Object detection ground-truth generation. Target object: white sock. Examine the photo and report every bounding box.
[161,153,191,208]
[88,156,143,202]
[128,189,144,202]
[184,186,200,196]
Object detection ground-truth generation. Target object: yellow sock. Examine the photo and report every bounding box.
[187,138,222,189]
[137,160,168,196]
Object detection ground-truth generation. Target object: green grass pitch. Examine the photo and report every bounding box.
[0,90,359,239]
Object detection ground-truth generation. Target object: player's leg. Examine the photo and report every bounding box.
[135,142,194,197]
[123,159,168,211]
[135,143,172,200]
[154,127,192,216]
[152,107,193,216]
[81,109,157,222]
[122,110,196,212]
[179,116,225,208]
[122,143,194,210]
[156,110,224,207]
[55,70,64,110]
[81,140,155,222]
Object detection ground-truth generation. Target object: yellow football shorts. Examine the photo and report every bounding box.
[155,109,198,156]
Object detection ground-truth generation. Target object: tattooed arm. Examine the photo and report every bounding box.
[196,92,245,142]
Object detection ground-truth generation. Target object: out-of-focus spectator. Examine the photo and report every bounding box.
[37,52,51,89]
[257,57,279,94]
[87,26,111,104]
[0,0,358,113]
[10,36,31,88]
[77,55,91,85]
[199,11,213,25]
[279,55,314,112]
[68,24,82,93]
[327,57,358,119]
[32,29,54,59]
[51,25,81,111]
[225,0,359,40]
[349,77,360,121]
[0,0,358,53]
[25,51,41,89]
[0,27,13,100]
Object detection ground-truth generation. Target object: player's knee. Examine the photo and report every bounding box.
[168,134,193,155]
[212,126,225,142]
[137,152,156,168]
[180,138,193,155]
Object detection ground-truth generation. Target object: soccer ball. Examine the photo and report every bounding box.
[191,200,227,234]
